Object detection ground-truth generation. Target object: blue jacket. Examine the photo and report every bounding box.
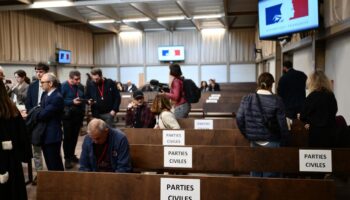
[38,89,64,144]
[236,92,290,144]
[79,128,132,173]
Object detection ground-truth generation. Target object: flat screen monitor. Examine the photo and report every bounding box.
[158,46,185,62]
[57,49,71,64]
[258,0,319,40]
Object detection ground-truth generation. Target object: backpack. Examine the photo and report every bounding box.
[183,79,201,103]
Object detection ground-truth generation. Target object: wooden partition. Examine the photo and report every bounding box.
[37,171,335,200]
[130,145,350,175]
[122,128,249,146]
[122,128,309,147]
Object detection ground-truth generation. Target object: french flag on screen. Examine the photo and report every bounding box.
[266,0,309,25]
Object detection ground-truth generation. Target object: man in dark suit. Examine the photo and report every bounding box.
[25,62,49,184]
[86,68,121,127]
[37,72,64,170]
[277,61,307,119]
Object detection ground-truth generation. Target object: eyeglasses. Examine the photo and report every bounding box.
[40,81,50,84]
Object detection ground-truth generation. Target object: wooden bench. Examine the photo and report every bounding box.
[121,128,309,147]
[202,103,238,118]
[37,171,335,200]
[130,145,350,175]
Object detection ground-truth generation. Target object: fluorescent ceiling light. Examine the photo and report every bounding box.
[122,18,150,23]
[31,0,73,8]
[193,14,223,20]
[201,28,226,34]
[157,16,185,21]
[89,19,115,24]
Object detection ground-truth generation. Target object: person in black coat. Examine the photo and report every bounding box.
[86,68,121,127]
[0,81,32,200]
[277,61,307,119]
[300,70,338,148]
[208,79,220,91]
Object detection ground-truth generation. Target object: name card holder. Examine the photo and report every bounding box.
[299,149,332,172]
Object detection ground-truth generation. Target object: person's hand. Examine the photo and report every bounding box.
[88,99,94,105]
[304,124,310,130]
[110,110,116,116]
[73,97,82,105]
[20,110,27,119]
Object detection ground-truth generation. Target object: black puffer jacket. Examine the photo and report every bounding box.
[236,92,290,144]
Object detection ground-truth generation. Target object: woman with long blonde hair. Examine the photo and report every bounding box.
[300,70,338,147]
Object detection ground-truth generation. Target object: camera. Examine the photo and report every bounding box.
[149,79,170,93]
[5,79,12,84]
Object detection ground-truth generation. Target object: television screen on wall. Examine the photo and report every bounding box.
[57,49,71,64]
[158,46,185,61]
[258,0,319,40]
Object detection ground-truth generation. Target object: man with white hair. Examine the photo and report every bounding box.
[37,72,64,171]
[79,119,132,172]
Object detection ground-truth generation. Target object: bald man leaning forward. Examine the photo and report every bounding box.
[79,119,132,172]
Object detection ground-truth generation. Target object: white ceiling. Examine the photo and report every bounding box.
[0,0,258,33]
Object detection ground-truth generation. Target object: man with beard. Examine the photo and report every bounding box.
[86,68,121,127]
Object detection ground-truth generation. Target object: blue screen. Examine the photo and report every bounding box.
[58,50,71,64]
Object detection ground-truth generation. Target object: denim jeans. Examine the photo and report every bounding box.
[250,141,281,178]
[174,102,191,119]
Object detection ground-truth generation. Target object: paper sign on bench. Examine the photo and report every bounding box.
[194,119,213,129]
[299,149,332,172]
[161,178,200,200]
[163,130,185,146]
[164,146,192,168]
[206,99,218,103]
[208,96,220,100]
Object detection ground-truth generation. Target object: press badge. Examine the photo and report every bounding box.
[2,141,13,150]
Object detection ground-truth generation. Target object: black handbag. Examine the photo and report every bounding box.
[255,93,280,135]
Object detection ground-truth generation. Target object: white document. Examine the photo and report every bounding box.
[161,178,200,200]
[194,119,213,129]
[299,149,332,172]
[163,130,185,146]
[164,146,192,168]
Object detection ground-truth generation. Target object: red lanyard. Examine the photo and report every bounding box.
[97,79,104,100]
[68,83,79,98]
[97,142,109,164]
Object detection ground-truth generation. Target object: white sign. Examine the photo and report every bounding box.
[208,96,220,100]
[210,94,221,97]
[194,119,213,130]
[161,178,200,200]
[163,130,185,146]
[299,149,332,172]
[164,147,192,168]
[122,95,131,98]
[206,99,218,103]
